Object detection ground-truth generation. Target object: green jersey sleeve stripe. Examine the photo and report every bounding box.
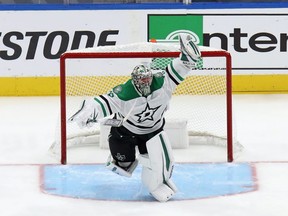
[169,62,184,82]
[94,97,107,117]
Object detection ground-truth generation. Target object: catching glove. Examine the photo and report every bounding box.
[179,33,201,69]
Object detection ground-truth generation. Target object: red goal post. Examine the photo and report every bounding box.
[59,44,233,164]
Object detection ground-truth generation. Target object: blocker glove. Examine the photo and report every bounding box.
[68,98,99,128]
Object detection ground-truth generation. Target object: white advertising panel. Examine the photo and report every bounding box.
[204,14,288,74]
[0,10,147,77]
[0,9,288,77]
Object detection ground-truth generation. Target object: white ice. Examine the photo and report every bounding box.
[0,94,288,216]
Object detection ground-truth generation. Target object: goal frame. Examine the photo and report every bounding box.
[59,50,233,164]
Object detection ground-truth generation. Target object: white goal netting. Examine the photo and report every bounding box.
[50,42,242,164]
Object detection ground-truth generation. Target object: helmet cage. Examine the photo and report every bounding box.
[131,65,153,96]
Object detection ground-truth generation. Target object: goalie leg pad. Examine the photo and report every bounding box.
[141,165,177,202]
[139,131,177,202]
[106,154,138,178]
[151,182,175,203]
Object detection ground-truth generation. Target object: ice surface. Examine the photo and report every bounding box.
[0,94,288,216]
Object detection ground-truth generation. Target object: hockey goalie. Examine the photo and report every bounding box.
[69,33,201,202]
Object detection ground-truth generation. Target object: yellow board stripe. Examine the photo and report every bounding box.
[0,77,60,96]
[232,74,288,94]
[0,75,288,96]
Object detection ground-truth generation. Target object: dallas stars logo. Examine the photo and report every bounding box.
[135,103,160,123]
[115,153,126,161]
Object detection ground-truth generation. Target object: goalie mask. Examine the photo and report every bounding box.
[131,65,153,96]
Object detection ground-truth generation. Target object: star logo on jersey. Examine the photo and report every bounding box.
[135,103,160,123]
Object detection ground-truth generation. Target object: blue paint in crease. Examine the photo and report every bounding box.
[42,163,256,201]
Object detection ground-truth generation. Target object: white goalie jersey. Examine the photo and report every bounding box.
[92,58,191,135]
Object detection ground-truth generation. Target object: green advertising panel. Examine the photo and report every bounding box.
[148,14,203,45]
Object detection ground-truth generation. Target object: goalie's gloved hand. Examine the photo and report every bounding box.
[179,33,201,69]
[68,98,98,128]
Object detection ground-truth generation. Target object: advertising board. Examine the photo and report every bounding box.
[0,6,287,95]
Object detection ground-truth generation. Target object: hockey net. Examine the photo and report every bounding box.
[51,42,242,164]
